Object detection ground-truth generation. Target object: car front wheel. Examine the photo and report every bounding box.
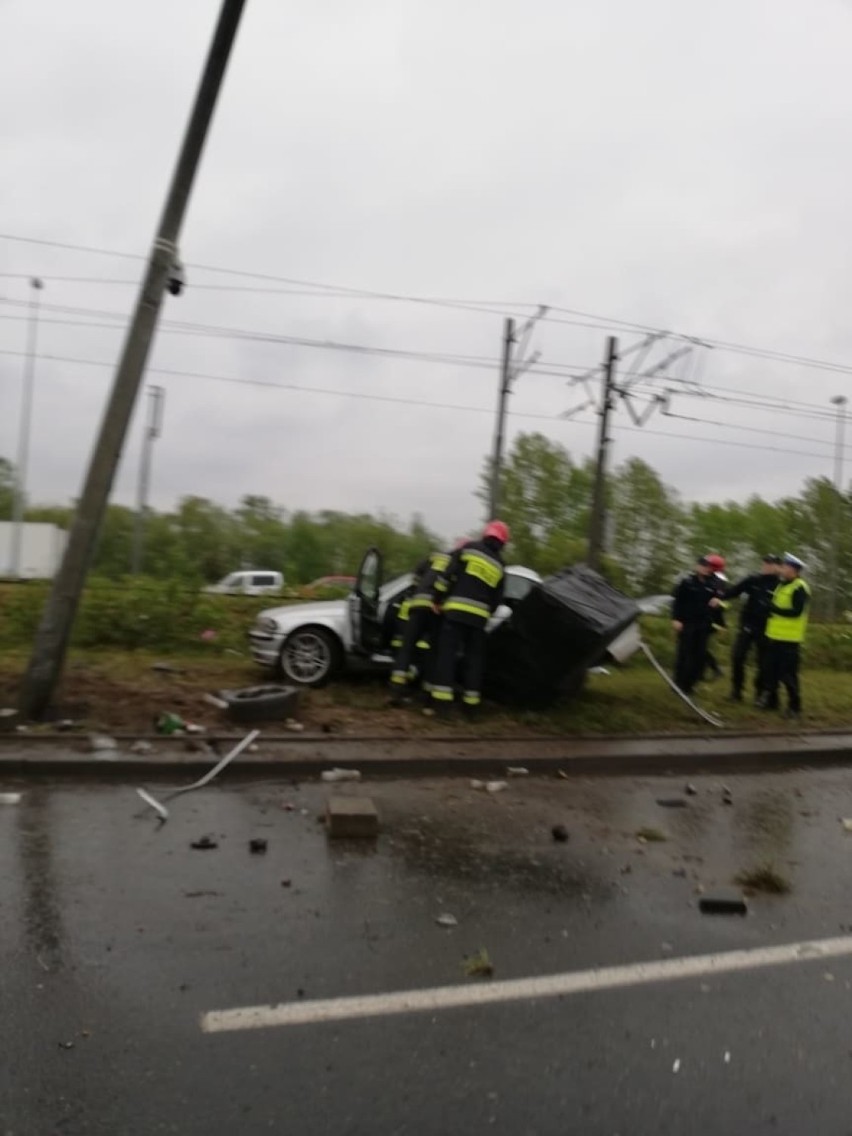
[278,627,341,687]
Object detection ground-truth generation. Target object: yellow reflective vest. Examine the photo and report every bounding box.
[766,578,810,643]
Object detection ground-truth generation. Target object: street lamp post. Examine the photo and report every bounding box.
[830,394,847,622]
[9,277,44,578]
[131,385,166,575]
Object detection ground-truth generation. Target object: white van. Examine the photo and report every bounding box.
[204,570,284,597]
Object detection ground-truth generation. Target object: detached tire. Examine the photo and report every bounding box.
[219,685,301,724]
[278,627,342,688]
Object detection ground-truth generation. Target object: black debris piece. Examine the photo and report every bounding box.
[551,824,570,843]
[484,565,639,708]
[190,836,218,851]
[699,888,748,916]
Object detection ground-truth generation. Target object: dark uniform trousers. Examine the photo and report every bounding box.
[764,642,801,712]
[732,626,769,697]
[390,606,440,690]
[674,625,711,694]
[431,617,487,708]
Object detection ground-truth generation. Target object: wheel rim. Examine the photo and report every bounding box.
[282,632,331,683]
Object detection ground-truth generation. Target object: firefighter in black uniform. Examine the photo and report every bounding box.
[715,554,780,702]
[388,548,452,704]
[671,555,722,695]
[427,521,509,717]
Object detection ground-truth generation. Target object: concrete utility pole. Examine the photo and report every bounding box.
[830,394,847,621]
[131,385,166,575]
[488,308,547,518]
[489,318,515,517]
[9,277,44,577]
[18,0,246,719]
[586,336,619,572]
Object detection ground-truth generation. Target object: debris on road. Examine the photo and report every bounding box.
[841,818,852,833]
[485,781,508,794]
[325,796,379,838]
[506,766,529,777]
[724,1051,731,1064]
[190,836,219,851]
[321,768,361,783]
[136,789,168,822]
[699,888,748,915]
[88,733,118,753]
[135,729,260,820]
[672,1059,681,1074]
[685,783,698,796]
[130,740,153,755]
[656,797,688,809]
[249,838,268,854]
[285,718,305,732]
[636,827,667,843]
[435,913,459,927]
[281,879,292,888]
[735,863,790,894]
[58,1041,75,1051]
[551,824,570,843]
[722,786,734,806]
[0,792,22,805]
[463,948,494,979]
[155,713,186,736]
[203,693,229,711]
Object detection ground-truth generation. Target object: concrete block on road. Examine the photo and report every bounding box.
[699,888,748,916]
[326,796,379,839]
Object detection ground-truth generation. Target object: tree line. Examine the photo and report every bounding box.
[2,439,850,614]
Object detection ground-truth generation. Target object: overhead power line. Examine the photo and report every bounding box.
[5,230,852,378]
[0,347,843,464]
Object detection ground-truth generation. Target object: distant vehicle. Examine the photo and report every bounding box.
[304,575,357,593]
[0,522,66,580]
[204,570,284,597]
[249,548,540,687]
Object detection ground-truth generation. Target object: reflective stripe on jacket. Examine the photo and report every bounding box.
[766,578,811,643]
[410,551,451,609]
[433,539,505,625]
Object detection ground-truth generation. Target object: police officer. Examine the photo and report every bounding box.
[427,521,509,717]
[388,548,453,704]
[717,554,780,703]
[671,555,722,695]
[761,553,810,719]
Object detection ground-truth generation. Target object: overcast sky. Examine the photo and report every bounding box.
[2,0,852,541]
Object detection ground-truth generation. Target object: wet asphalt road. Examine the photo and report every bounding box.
[4,767,852,1135]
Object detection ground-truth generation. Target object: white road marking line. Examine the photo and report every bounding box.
[200,934,852,1034]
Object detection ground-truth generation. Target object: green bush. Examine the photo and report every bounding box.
[637,614,852,671]
[0,578,291,653]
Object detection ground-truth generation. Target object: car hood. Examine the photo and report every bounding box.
[259,599,346,627]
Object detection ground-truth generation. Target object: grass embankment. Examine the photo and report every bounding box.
[0,646,849,735]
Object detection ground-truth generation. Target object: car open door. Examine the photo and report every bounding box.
[349,547,384,654]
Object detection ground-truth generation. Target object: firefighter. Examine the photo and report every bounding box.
[715,554,781,702]
[388,541,469,705]
[671,555,722,695]
[426,521,509,717]
[702,554,728,680]
[760,553,810,719]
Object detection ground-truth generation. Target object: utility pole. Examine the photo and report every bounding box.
[18,0,246,720]
[488,307,547,518]
[586,336,619,571]
[131,385,166,575]
[830,394,847,621]
[489,318,515,517]
[9,277,44,577]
